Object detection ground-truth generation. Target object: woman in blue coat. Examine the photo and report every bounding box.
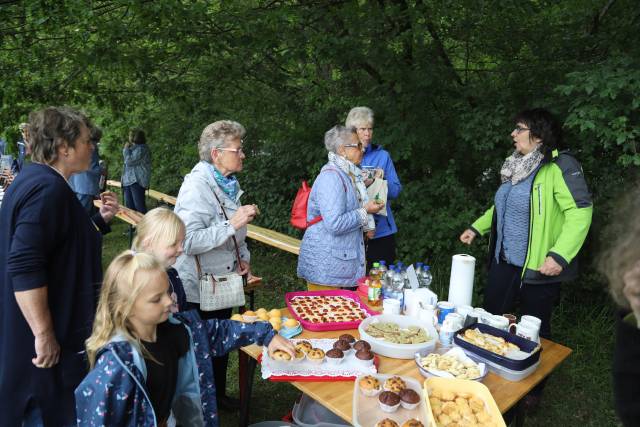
[0,107,119,426]
[75,251,294,426]
[297,125,385,290]
[346,107,402,270]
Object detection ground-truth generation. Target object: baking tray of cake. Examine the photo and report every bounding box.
[285,290,379,331]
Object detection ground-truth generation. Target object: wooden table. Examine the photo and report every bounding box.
[239,309,572,427]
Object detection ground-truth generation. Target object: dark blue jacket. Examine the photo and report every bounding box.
[0,163,110,426]
[361,143,402,238]
[75,310,276,427]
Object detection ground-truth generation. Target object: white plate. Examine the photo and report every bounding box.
[414,346,488,382]
[358,314,437,359]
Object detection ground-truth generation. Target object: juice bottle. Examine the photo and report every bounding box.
[368,262,382,306]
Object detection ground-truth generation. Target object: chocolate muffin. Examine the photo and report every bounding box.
[378,391,401,406]
[399,389,420,404]
[353,340,371,351]
[326,348,344,359]
[355,349,374,360]
[333,339,351,352]
[339,333,356,344]
[376,419,400,427]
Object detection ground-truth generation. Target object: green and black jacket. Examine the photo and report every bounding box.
[471,150,593,284]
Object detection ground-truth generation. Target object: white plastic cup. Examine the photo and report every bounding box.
[515,322,539,342]
[383,298,401,315]
[445,312,464,331]
[456,305,474,321]
[520,315,542,328]
[489,315,510,331]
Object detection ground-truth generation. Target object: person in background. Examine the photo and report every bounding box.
[297,125,385,290]
[122,128,151,213]
[69,126,102,214]
[75,251,294,427]
[132,207,188,312]
[345,107,402,270]
[599,186,640,427]
[459,108,592,409]
[0,106,119,426]
[11,122,30,175]
[173,120,258,410]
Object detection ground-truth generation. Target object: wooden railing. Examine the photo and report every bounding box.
[106,180,301,255]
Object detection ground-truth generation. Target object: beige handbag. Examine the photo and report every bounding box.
[196,190,247,311]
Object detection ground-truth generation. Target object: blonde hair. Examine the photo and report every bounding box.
[132,207,185,253]
[345,106,374,129]
[598,186,640,310]
[85,250,165,368]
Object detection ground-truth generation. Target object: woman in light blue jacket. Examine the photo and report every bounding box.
[122,129,151,213]
[297,125,385,290]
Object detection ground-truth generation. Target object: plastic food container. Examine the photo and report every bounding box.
[358,314,438,359]
[285,290,379,332]
[424,377,506,427]
[292,394,351,427]
[462,350,541,382]
[414,346,488,382]
[353,374,429,427]
[454,322,542,370]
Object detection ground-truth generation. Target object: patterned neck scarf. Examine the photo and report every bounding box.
[500,145,544,185]
[328,151,376,231]
[210,164,240,200]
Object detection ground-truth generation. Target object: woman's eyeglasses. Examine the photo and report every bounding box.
[217,147,245,155]
[514,125,530,134]
[343,141,364,150]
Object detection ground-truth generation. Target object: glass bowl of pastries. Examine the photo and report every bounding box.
[415,346,488,381]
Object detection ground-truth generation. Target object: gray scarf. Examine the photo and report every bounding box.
[328,152,376,231]
[500,145,544,185]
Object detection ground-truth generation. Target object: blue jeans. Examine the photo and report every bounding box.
[123,182,147,214]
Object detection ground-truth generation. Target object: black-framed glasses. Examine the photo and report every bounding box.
[514,125,530,134]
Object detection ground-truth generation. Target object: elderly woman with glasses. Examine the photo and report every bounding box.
[346,106,402,271]
[173,120,258,410]
[297,125,385,291]
[459,108,592,408]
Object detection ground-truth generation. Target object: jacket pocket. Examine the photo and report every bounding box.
[331,248,358,261]
[327,248,360,280]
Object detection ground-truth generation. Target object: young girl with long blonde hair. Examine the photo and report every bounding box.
[132,207,187,312]
[75,250,294,427]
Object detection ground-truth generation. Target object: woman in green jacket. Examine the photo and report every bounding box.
[460,108,592,340]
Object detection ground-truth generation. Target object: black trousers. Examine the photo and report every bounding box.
[366,234,396,272]
[186,304,233,399]
[484,259,561,398]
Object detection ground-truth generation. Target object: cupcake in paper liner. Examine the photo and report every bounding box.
[358,375,382,397]
[325,348,345,365]
[399,388,421,410]
[378,391,401,413]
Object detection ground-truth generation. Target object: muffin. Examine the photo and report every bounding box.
[326,348,345,365]
[353,340,371,352]
[242,310,257,322]
[268,308,281,318]
[375,419,400,427]
[399,388,421,410]
[284,318,300,329]
[333,339,353,355]
[292,348,306,363]
[295,340,313,354]
[306,348,325,364]
[355,349,375,367]
[401,419,424,427]
[271,350,291,361]
[339,333,356,345]
[383,376,406,393]
[230,313,244,322]
[378,391,401,413]
[359,375,381,397]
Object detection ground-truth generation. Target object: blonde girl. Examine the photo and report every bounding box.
[75,250,294,427]
[132,207,187,312]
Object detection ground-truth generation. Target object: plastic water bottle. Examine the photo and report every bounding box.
[402,267,410,289]
[378,260,388,284]
[421,265,433,289]
[391,267,405,307]
[415,262,424,286]
[383,266,395,299]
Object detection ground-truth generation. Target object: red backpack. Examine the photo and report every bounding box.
[290,168,346,230]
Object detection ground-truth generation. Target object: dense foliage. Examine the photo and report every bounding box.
[2,0,639,292]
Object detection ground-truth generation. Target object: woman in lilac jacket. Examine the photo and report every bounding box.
[297,125,385,290]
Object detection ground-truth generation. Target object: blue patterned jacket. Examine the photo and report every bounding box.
[75,310,275,426]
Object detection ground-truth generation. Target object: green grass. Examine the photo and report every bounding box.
[101,227,621,427]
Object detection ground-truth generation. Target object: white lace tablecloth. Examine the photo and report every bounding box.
[261,338,378,379]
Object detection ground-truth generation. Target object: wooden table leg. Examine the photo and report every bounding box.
[238,350,257,427]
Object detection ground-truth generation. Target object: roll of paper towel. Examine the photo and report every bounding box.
[448,254,476,307]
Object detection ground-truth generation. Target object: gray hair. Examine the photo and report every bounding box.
[324,125,357,153]
[19,122,29,131]
[198,120,246,162]
[28,106,91,165]
[345,106,374,129]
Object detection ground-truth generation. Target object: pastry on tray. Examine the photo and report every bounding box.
[355,349,375,367]
[333,339,352,352]
[359,375,381,397]
[271,350,291,361]
[339,333,356,344]
[399,388,421,410]
[294,340,313,353]
[378,391,401,413]
[401,419,424,427]
[325,348,345,365]
[288,295,369,324]
[375,419,400,427]
[383,376,406,393]
[353,340,371,352]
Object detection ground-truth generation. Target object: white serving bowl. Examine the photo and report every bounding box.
[358,314,438,359]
